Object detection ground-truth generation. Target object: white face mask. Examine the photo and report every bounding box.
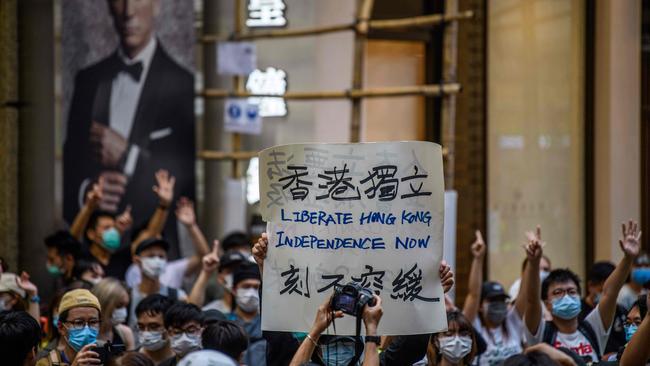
[437,335,472,364]
[170,333,201,357]
[540,270,551,282]
[141,257,167,278]
[111,307,128,325]
[139,331,167,351]
[236,288,260,313]
[223,273,234,292]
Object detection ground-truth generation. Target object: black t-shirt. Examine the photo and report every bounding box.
[81,242,132,281]
[580,298,627,354]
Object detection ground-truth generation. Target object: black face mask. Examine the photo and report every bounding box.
[486,301,508,324]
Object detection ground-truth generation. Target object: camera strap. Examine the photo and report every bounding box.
[347,314,364,366]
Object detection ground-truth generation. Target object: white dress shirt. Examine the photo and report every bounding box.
[110,37,157,177]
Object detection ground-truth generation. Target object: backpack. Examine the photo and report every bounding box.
[541,320,601,360]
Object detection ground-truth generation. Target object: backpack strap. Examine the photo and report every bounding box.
[541,321,558,347]
[577,320,601,358]
[167,287,178,302]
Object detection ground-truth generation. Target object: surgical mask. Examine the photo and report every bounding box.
[322,338,358,366]
[66,325,98,352]
[624,324,638,343]
[223,273,234,292]
[141,257,167,278]
[139,331,167,351]
[631,268,650,285]
[111,307,127,325]
[53,315,60,328]
[540,270,550,282]
[551,295,581,320]
[170,333,201,357]
[101,227,121,251]
[485,301,508,324]
[236,288,260,313]
[437,335,472,364]
[46,264,63,276]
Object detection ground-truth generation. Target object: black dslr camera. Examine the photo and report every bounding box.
[93,341,126,364]
[331,282,376,317]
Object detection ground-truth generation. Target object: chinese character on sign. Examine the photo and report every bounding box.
[280,264,310,298]
[246,0,287,28]
[391,264,438,302]
[246,67,288,117]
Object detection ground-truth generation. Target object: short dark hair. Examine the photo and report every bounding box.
[202,320,249,361]
[0,310,41,366]
[44,230,82,259]
[503,352,558,366]
[118,352,155,366]
[164,302,204,329]
[631,295,648,320]
[542,269,582,301]
[72,258,102,280]
[587,261,615,284]
[136,294,174,318]
[222,231,251,252]
[87,210,115,231]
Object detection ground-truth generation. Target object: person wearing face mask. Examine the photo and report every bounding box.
[129,238,188,332]
[73,258,106,287]
[37,289,102,366]
[426,311,477,366]
[44,231,82,287]
[92,278,135,351]
[199,250,248,314]
[0,271,41,322]
[136,294,175,365]
[524,221,642,363]
[580,261,628,355]
[81,209,133,280]
[600,294,649,364]
[225,262,265,365]
[160,302,205,366]
[461,231,527,365]
[618,294,650,366]
[617,253,650,311]
[0,310,42,366]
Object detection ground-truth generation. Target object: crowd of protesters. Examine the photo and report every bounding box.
[1,169,649,366]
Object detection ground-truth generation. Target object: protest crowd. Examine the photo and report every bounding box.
[0,167,649,366]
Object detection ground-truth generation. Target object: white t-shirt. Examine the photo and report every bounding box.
[472,308,525,366]
[125,258,190,289]
[525,305,611,362]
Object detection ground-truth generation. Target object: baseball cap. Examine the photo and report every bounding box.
[481,281,509,301]
[219,250,248,271]
[0,273,26,298]
[58,289,101,314]
[135,237,170,255]
[233,262,260,286]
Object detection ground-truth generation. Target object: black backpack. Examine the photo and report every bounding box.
[541,320,601,361]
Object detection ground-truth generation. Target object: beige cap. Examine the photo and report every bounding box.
[0,273,26,298]
[58,289,101,315]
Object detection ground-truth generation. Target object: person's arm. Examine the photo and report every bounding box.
[289,296,344,366]
[69,180,102,241]
[176,197,210,276]
[114,205,133,236]
[16,272,40,322]
[598,221,641,329]
[463,230,485,322]
[188,240,220,307]
[252,232,269,277]
[523,226,544,335]
[130,170,175,254]
[619,295,650,366]
[362,295,383,366]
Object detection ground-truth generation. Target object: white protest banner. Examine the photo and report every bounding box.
[258,141,446,335]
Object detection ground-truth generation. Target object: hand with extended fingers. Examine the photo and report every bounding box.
[152,169,175,207]
[202,240,221,274]
[175,197,196,227]
[471,230,486,259]
[115,205,133,234]
[619,220,642,259]
[524,225,544,264]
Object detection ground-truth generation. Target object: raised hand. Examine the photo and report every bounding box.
[362,295,383,335]
[252,232,269,272]
[86,178,103,208]
[311,295,344,336]
[524,225,544,263]
[90,121,128,168]
[202,240,221,273]
[619,220,642,259]
[17,271,38,297]
[439,260,454,293]
[175,197,196,227]
[96,171,127,212]
[471,230,486,259]
[115,205,133,234]
[152,169,175,207]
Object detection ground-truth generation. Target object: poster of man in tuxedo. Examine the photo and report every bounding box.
[62,0,195,257]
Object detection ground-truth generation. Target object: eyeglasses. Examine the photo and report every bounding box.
[138,322,164,332]
[168,326,201,337]
[551,287,579,298]
[64,318,101,330]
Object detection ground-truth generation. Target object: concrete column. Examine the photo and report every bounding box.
[594,0,641,261]
[0,0,19,271]
[18,0,56,296]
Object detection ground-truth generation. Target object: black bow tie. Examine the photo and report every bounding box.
[118,61,143,82]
